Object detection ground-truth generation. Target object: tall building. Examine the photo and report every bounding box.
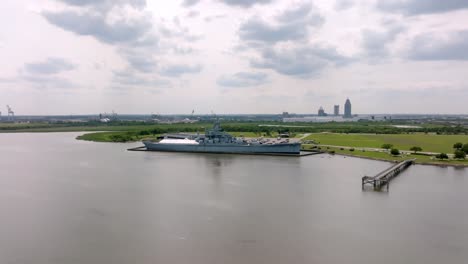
[318,106,326,116]
[344,98,352,118]
[334,105,339,116]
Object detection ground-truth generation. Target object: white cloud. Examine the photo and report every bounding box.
[218,0,274,8]
[1,0,468,114]
[217,72,268,87]
[159,64,202,77]
[24,57,77,75]
[250,45,352,78]
[408,30,468,60]
[377,0,468,16]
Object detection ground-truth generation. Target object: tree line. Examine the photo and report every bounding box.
[434,142,467,160]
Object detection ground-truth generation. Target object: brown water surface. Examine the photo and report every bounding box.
[0,133,467,264]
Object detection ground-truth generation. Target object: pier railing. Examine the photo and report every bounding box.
[362,159,416,190]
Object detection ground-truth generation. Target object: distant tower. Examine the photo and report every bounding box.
[344,98,353,118]
[318,106,326,116]
[334,105,339,116]
[344,99,352,118]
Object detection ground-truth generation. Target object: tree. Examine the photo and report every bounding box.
[138,130,150,136]
[462,143,468,154]
[410,146,422,153]
[435,153,449,160]
[454,150,466,160]
[381,143,393,150]
[453,142,463,149]
[390,148,400,155]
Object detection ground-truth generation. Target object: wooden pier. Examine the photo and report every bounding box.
[362,159,416,190]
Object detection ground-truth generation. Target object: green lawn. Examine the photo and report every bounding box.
[77,131,296,142]
[0,123,213,133]
[76,132,159,142]
[77,131,259,142]
[302,145,468,166]
[304,133,468,153]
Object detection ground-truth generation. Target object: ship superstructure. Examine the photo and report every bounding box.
[143,120,301,154]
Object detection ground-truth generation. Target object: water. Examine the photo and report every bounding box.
[0,133,467,264]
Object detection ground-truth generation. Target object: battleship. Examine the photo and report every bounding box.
[142,121,301,154]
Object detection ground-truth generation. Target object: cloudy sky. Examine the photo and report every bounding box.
[1,0,468,115]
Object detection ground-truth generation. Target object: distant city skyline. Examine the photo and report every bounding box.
[313,99,350,117]
[1,0,468,115]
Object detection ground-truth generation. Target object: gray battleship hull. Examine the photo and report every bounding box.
[143,141,301,154]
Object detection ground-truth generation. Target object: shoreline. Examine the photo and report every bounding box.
[2,130,466,167]
[329,152,468,168]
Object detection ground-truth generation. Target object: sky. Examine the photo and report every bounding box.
[0,0,468,115]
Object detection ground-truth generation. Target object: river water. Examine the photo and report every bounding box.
[0,133,467,264]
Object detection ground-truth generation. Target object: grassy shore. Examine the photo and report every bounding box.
[75,131,302,142]
[302,145,468,166]
[302,132,468,166]
[2,122,467,166]
[304,133,468,153]
[76,132,158,142]
[0,122,214,133]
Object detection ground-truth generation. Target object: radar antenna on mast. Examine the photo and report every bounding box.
[6,105,14,121]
